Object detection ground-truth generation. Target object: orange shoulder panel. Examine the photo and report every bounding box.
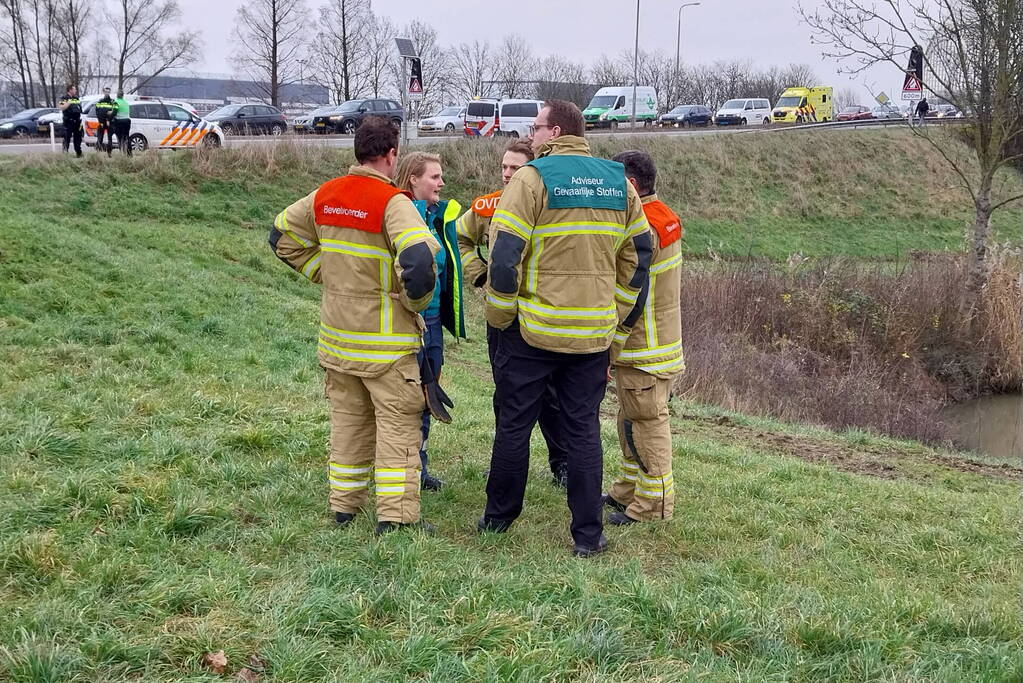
[314,175,402,234]
[643,200,684,248]
[471,190,503,217]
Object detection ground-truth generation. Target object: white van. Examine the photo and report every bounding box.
[463,99,544,138]
[583,86,658,128]
[714,97,772,126]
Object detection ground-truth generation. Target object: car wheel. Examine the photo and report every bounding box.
[444,123,455,132]
[610,120,618,130]
[342,119,358,135]
[203,133,222,148]
[13,126,31,138]
[740,118,747,126]
[763,117,770,126]
[221,123,234,135]
[129,134,148,152]
[390,118,402,130]
[269,122,285,136]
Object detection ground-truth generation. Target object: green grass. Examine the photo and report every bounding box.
[0,152,1020,680]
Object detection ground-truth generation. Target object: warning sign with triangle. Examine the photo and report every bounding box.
[902,74,922,92]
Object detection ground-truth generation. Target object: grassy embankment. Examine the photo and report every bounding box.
[0,135,1020,681]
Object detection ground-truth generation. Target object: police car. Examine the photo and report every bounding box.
[82,97,226,152]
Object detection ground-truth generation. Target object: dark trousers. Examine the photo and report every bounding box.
[485,322,608,547]
[486,324,569,476]
[62,121,82,156]
[114,119,132,155]
[96,120,114,153]
[417,317,444,480]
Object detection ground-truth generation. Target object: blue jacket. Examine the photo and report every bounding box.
[412,198,466,339]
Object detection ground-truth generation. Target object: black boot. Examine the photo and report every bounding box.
[572,534,609,558]
[607,510,639,526]
[334,511,356,528]
[602,494,628,513]
[422,474,445,491]
[375,519,436,536]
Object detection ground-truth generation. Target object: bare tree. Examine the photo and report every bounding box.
[55,0,88,86]
[802,0,1023,294]
[394,20,454,112]
[535,54,592,107]
[314,0,370,103]
[453,39,492,100]
[493,34,534,98]
[230,0,305,106]
[364,13,394,99]
[591,54,629,86]
[110,0,199,93]
[0,0,35,106]
[833,86,860,112]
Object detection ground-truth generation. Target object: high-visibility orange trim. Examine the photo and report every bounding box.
[167,124,192,146]
[643,200,683,248]
[472,190,502,217]
[314,175,402,234]
[179,125,202,146]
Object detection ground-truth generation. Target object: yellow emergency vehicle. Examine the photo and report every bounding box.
[772,86,834,123]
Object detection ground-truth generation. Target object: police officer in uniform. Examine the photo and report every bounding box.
[94,87,117,155]
[456,138,571,488]
[269,117,441,536]
[59,84,83,157]
[479,100,652,557]
[604,150,685,525]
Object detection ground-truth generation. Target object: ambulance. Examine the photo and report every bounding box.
[771,86,834,123]
[583,86,658,129]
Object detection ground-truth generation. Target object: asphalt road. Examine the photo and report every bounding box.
[0,119,914,156]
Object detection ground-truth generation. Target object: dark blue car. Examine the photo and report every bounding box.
[658,104,712,128]
[0,107,57,138]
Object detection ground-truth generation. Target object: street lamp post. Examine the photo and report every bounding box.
[675,2,701,72]
[631,0,640,128]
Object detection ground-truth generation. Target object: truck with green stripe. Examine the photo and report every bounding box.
[583,86,658,129]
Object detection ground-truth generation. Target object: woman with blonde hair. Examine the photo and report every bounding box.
[394,151,466,492]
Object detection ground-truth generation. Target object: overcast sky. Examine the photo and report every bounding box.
[177,0,907,104]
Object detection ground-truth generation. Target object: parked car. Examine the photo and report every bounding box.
[463,99,544,137]
[928,103,958,118]
[715,98,772,126]
[82,98,225,152]
[319,98,404,134]
[205,103,288,135]
[419,105,465,133]
[871,105,902,119]
[0,107,57,138]
[292,106,333,133]
[836,105,873,121]
[657,104,712,127]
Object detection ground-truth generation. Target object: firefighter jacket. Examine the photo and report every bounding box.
[456,190,502,288]
[269,165,440,378]
[412,198,467,340]
[485,135,653,355]
[95,96,117,123]
[615,194,685,377]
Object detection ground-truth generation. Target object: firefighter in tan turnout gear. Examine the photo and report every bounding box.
[604,150,685,524]
[478,100,653,557]
[269,117,441,535]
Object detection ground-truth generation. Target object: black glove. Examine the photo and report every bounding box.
[418,353,454,423]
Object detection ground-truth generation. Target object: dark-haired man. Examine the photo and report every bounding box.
[479,100,653,557]
[59,84,83,157]
[269,116,441,536]
[603,149,684,525]
[94,87,117,155]
[456,137,571,489]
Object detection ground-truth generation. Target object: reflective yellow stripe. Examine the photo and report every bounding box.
[493,210,532,240]
[276,211,311,248]
[613,330,629,344]
[301,255,321,280]
[319,324,418,346]
[526,233,544,295]
[532,222,624,238]
[330,478,369,490]
[331,464,372,475]
[318,338,411,363]
[320,239,392,259]
[626,216,650,237]
[517,298,616,320]
[619,340,683,360]
[634,355,686,374]
[615,285,639,304]
[519,317,614,339]
[650,252,683,275]
[644,275,657,348]
[394,227,433,252]
[487,292,517,309]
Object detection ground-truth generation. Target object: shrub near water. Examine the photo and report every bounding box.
[678,255,1023,443]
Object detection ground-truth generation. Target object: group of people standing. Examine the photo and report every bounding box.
[58,84,132,157]
[270,100,684,557]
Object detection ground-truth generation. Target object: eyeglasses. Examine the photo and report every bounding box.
[533,123,553,131]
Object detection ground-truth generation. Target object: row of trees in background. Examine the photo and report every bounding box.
[0,0,198,107]
[230,0,823,112]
